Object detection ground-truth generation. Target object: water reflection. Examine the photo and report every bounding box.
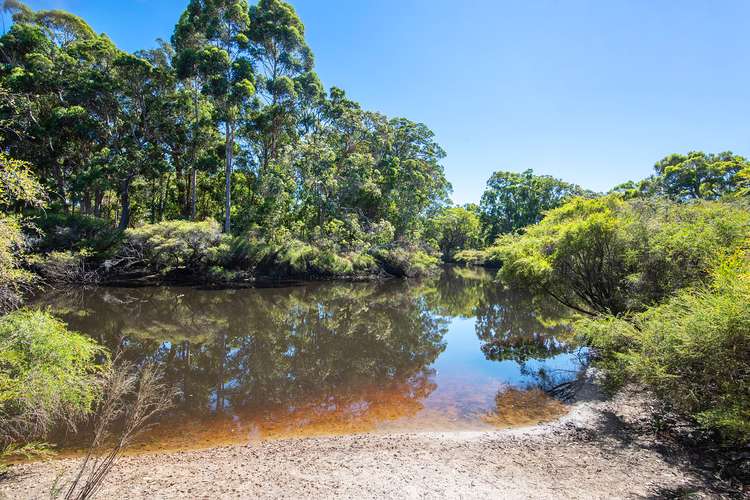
[36,267,584,450]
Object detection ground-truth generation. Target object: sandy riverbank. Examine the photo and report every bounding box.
[2,385,733,500]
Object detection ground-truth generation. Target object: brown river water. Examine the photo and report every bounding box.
[34,267,586,453]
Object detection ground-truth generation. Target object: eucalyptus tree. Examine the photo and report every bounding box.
[428,206,482,262]
[651,151,749,201]
[480,169,588,241]
[245,0,321,223]
[294,87,450,239]
[173,0,255,233]
[108,52,170,229]
[0,3,120,212]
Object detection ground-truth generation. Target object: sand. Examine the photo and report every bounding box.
[2,385,731,500]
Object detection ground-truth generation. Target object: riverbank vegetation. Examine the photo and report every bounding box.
[0,0,453,483]
[467,152,750,449]
[0,0,748,493]
[0,0,452,285]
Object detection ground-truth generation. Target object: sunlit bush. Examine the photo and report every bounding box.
[0,309,105,444]
[0,215,34,313]
[372,244,440,278]
[577,254,750,444]
[496,196,750,315]
[454,247,503,268]
[119,219,229,274]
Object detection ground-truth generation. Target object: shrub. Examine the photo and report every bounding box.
[227,226,382,279]
[496,196,750,315]
[372,244,440,278]
[577,255,750,444]
[29,250,100,285]
[454,246,503,268]
[0,215,34,313]
[30,212,121,254]
[0,152,46,210]
[118,219,228,274]
[0,309,105,445]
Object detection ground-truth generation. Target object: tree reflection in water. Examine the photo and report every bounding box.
[37,267,584,449]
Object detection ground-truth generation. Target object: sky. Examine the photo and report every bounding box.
[16,0,750,204]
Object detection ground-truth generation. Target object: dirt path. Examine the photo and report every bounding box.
[0,391,723,499]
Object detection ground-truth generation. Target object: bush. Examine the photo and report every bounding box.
[29,250,100,285]
[496,196,750,315]
[454,247,503,268]
[0,215,34,313]
[577,255,750,444]
[372,244,440,278]
[118,219,229,275]
[229,230,378,278]
[30,212,121,254]
[0,309,105,444]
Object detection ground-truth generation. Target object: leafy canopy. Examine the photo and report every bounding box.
[495,196,750,315]
[480,169,589,242]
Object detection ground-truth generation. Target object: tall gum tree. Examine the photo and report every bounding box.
[173,0,255,233]
[245,0,321,227]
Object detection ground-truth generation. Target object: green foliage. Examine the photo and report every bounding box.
[653,151,748,200]
[30,212,121,254]
[577,256,750,444]
[0,215,34,313]
[1,1,450,264]
[121,219,228,274]
[454,246,504,268]
[495,196,750,315]
[372,245,440,278]
[173,0,255,232]
[614,151,750,202]
[427,206,481,261]
[228,229,378,278]
[480,169,589,242]
[0,309,105,444]
[0,152,45,209]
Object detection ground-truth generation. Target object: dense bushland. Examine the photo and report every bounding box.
[483,179,750,443]
[576,253,750,444]
[479,169,590,242]
[494,196,750,315]
[0,0,451,275]
[105,218,437,281]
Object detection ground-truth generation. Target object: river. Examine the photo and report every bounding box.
[34,266,585,452]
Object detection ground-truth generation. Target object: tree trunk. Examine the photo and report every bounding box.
[82,193,92,215]
[175,158,187,218]
[118,178,131,231]
[94,189,103,218]
[190,167,197,220]
[224,121,233,233]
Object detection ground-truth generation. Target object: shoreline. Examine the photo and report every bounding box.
[1,386,727,499]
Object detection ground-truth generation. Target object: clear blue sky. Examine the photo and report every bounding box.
[18,0,750,204]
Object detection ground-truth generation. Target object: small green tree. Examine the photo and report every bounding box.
[495,196,750,315]
[0,309,105,444]
[0,152,45,312]
[0,152,45,209]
